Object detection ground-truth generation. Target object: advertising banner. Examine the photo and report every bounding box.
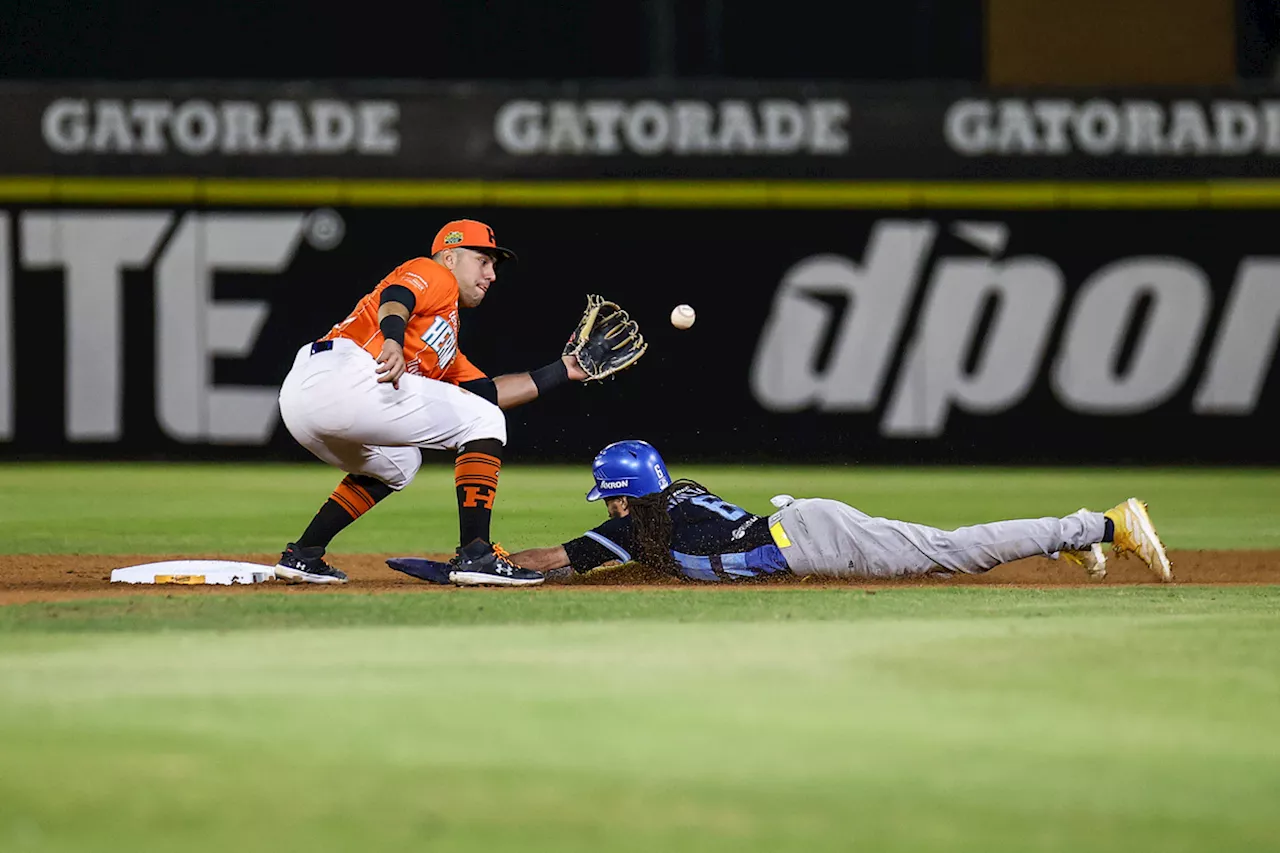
[1,206,1275,463]
[4,82,1280,180]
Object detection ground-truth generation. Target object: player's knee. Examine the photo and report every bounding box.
[467,403,507,446]
[378,450,422,491]
[389,465,420,491]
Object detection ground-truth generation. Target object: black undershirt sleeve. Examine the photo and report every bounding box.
[379,285,416,312]
[458,378,498,404]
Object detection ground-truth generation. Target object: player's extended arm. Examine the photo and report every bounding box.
[456,293,646,408]
[506,545,571,571]
[485,356,589,409]
[458,355,588,409]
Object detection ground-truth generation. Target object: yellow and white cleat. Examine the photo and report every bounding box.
[1104,498,1174,582]
[1060,543,1108,580]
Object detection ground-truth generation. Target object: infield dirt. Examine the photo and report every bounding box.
[1,550,1276,604]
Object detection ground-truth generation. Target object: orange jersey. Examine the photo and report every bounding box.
[321,257,485,384]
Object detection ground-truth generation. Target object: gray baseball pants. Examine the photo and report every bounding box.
[768,498,1107,579]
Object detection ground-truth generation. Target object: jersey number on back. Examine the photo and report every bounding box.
[421,317,458,368]
[690,493,747,521]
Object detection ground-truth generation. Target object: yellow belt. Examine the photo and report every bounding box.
[769,520,792,548]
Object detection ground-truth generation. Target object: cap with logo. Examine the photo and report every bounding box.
[431,219,517,263]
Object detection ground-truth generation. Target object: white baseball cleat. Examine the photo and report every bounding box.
[1104,498,1174,582]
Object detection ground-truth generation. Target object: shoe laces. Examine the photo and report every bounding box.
[491,542,523,566]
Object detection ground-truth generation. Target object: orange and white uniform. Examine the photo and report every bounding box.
[320,257,486,384]
[278,245,507,492]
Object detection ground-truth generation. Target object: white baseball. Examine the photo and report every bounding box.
[670,304,696,330]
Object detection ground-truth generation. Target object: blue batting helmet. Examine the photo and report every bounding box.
[586,440,672,501]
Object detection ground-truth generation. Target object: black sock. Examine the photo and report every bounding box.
[295,474,394,549]
[455,438,503,546]
[1102,517,1115,543]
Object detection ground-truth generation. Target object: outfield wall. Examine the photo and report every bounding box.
[1,82,1278,464]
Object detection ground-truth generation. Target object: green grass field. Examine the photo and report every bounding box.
[2,463,1279,852]
[3,462,1280,553]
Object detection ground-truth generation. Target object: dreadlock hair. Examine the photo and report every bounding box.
[622,479,711,579]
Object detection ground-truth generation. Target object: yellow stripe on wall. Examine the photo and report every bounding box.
[2,177,1280,208]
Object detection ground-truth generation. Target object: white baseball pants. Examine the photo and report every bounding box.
[278,339,506,489]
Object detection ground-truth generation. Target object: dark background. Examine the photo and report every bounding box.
[3,2,1279,465]
[6,206,1276,464]
[3,0,1278,82]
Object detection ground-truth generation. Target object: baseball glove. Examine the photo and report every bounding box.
[563,294,647,381]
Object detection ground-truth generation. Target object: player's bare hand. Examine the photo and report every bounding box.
[376,341,406,389]
[562,354,589,382]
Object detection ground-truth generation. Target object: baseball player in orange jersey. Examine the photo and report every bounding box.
[275,219,589,586]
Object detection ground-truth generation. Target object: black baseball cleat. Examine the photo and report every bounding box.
[274,543,349,584]
[449,539,544,587]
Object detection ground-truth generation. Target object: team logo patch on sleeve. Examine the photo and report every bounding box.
[443,231,464,245]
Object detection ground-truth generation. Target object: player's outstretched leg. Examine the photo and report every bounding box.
[275,474,395,584]
[773,498,1112,580]
[1056,507,1109,579]
[1103,498,1173,581]
[449,438,544,587]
